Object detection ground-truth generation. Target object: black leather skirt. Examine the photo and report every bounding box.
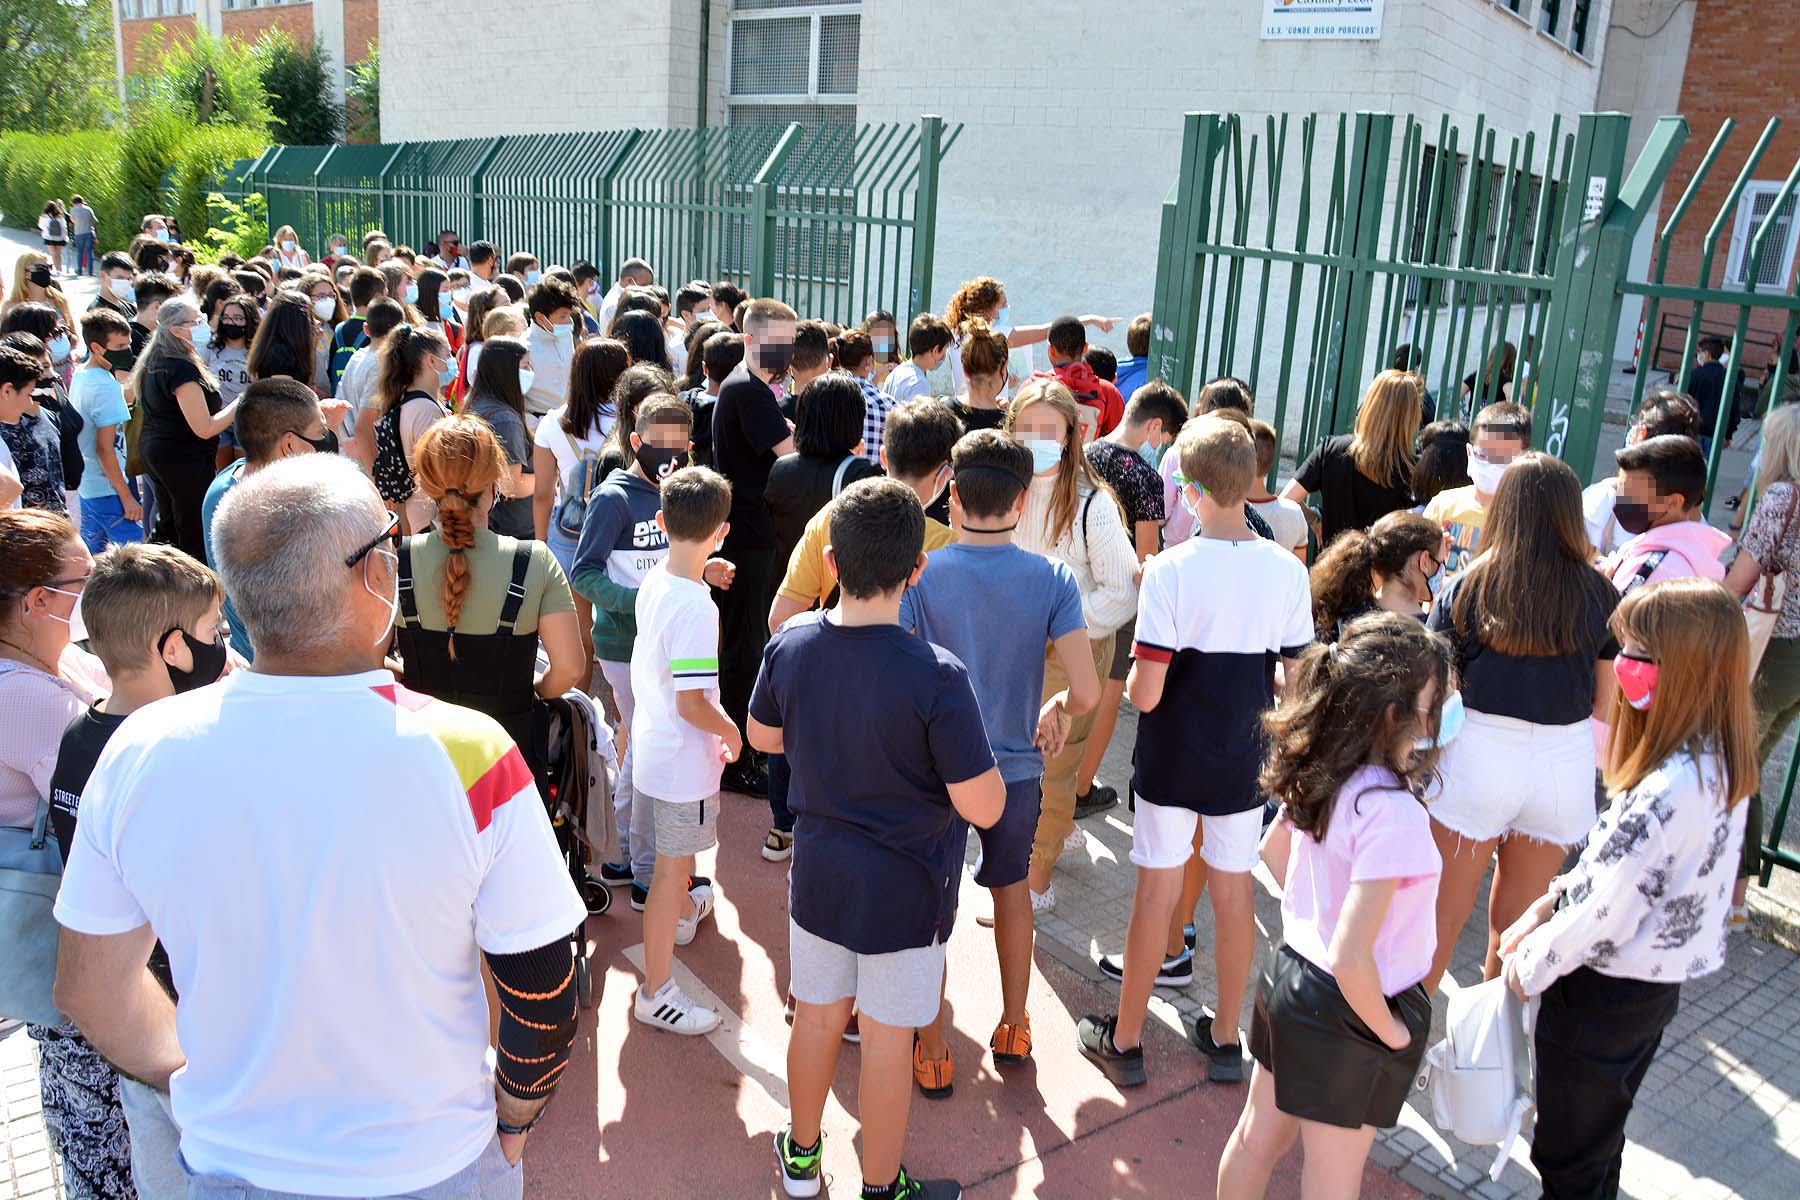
[1248,944,1433,1129]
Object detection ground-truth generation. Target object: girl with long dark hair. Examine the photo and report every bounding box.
[464,335,536,538]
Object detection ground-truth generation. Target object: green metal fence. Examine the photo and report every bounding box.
[221,116,960,324]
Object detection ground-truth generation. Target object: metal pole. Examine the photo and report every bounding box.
[907,115,944,322]
[750,123,805,298]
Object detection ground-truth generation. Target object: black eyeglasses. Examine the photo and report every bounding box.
[343,510,402,568]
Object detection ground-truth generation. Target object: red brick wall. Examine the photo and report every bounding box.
[220,4,315,49]
[121,17,192,76]
[344,0,378,64]
[1650,0,1800,374]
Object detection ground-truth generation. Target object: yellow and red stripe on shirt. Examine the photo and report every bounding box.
[372,682,534,832]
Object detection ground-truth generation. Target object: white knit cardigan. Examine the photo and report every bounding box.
[1015,475,1141,639]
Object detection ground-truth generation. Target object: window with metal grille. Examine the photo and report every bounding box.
[1407,147,1548,307]
[1538,0,1595,55]
[1726,184,1800,291]
[728,2,860,116]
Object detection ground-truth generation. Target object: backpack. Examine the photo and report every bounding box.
[0,782,64,1026]
[554,449,608,541]
[1416,976,1537,1182]
[373,397,426,505]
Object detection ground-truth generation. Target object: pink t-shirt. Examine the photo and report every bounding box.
[1280,765,1442,995]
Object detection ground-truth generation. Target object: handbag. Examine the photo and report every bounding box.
[1744,490,1796,678]
[1416,976,1538,1183]
[0,792,67,1026]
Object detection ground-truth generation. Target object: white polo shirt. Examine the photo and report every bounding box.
[55,669,586,1196]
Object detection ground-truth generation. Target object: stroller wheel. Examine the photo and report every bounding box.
[575,952,593,1009]
[581,874,612,916]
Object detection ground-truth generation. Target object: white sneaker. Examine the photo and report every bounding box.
[634,980,720,1035]
[1030,885,1056,914]
[1062,826,1088,854]
[676,883,716,946]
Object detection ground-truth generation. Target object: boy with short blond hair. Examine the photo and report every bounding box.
[1079,415,1312,1088]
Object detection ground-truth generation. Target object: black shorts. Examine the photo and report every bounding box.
[1249,944,1432,1129]
[974,777,1042,889]
[1109,618,1136,683]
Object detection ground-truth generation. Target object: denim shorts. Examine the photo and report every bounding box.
[974,776,1042,888]
[78,491,144,552]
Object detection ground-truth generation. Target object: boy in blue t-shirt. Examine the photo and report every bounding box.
[898,430,1099,1091]
[749,477,1004,1200]
[1078,416,1312,1088]
[69,308,143,550]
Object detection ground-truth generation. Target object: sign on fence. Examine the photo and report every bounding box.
[1259,0,1385,41]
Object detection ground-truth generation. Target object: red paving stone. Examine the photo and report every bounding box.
[523,793,1418,1199]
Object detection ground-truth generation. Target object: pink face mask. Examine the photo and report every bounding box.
[1615,653,1658,711]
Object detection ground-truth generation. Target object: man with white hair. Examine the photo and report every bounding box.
[51,453,587,1199]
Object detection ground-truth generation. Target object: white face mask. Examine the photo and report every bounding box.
[312,296,337,320]
[363,547,399,645]
[1468,453,1510,497]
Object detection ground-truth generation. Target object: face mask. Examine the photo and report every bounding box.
[161,628,228,693]
[103,347,136,374]
[281,239,298,254]
[1615,654,1658,711]
[451,287,472,306]
[403,282,420,305]
[1138,440,1165,469]
[635,441,688,482]
[219,323,247,342]
[1023,438,1062,476]
[311,296,337,320]
[187,320,211,349]
[437,357,459,387]
[525,269,543,286]
[1613,499,1654,536]
[114,281,135,304]
[873,335,894,355]
[363,547,400,643]
[27,266,51,288]
[756,342,794,376]
[153,228,171,243]
[518,367,536,396]
[47,335,71,362]
[550,321,574,341]
[993,305,1012,333]
[296,427,338,455]
[1414,689,1466,751]
[1467,453,1510,497]
[1180,481,1204,523]
[439,292,457,320]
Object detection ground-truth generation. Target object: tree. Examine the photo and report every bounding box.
[257,32,343,146]
[133,26,273,132]
[0,0,118,132]
[347,43,380,144]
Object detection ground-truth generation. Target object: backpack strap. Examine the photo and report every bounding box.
[830,454,857,498]
[496,540,535,634]
[1620,550,1668,595]
[1081,488,1098,544]
[395,538,419,626]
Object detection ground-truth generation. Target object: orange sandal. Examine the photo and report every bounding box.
[912,1034,954,1099]
[990,1014,1033,1064]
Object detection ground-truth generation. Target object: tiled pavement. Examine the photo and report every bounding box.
[0,1027,58,1200]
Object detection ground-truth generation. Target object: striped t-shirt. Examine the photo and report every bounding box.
[628,564,726,802]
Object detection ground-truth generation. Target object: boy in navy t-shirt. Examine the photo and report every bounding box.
[898,430,1098,1091]
[1078,416,1312,1088]
[749,477,1004,1200]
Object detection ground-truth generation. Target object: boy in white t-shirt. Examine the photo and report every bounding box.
[629,466,744,1036]
[881,313,953,405]
[1247,418,1309,560]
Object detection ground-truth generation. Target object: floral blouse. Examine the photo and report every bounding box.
[1741,481,1800,639]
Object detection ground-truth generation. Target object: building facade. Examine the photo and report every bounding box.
[114,0,377,101]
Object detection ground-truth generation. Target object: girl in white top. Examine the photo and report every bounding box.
[1008,377,1139,903]
[273,225,310,271]
[533,337,627,562]
[1500,578,1755,1198]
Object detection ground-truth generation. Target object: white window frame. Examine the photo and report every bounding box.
[726,2,860,108]
[1725,182,1800,292]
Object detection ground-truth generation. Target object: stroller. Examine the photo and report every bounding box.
[538,690,619,1009]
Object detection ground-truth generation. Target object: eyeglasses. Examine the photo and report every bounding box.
[343,510,402,568]
[45,574,91,591]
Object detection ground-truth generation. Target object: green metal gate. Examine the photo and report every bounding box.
[234,116,959,324]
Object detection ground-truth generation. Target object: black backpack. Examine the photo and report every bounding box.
[373,396,433,505]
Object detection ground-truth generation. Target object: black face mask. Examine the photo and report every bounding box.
[103,348,136,374]
[160,628,229,693]
[297,427,339,455]
[756,342,794,377]
[635,442,688,482]
[220,324,247,341]
[1613,499,1655,536]
[27,266,52,287]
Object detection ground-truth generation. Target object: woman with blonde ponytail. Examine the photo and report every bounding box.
[390,415,584,772]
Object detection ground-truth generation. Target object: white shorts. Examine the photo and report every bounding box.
[1427,709,1598,846]
[1129,798,1263,873]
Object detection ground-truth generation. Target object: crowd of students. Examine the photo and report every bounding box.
[0,217,1782,1200]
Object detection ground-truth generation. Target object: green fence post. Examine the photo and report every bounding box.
[254,146,284,242]
[468,137,508,245]
[750,123,805,299]
[376,142,408,243]
[595,129,645,279]
[1149,112,1223,397]
[1321,112,1395,436]
[311,145,341,255]
[908,115,945,322]
[1539,114,1684,482]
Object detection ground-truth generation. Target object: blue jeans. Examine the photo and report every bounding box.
[79,490,144,552]
[117,1078,184,1200]
[768,752,794,832]
[73,232,96,274]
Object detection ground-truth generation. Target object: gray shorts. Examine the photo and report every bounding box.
[650,791,719,857]
[183,1133,522,1200]
[788,917,946,1028]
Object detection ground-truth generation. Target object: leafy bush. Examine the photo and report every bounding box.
[167,125,269,240]
[189,193,271,264]
[0,131,130,242]
[347,44,381,144]
[258,32,343,145]
[131,26,273,132]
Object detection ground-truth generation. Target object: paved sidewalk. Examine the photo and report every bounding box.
[0,1029,58,1200]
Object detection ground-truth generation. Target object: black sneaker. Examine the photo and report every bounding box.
[1075,1014,1147,1087]
[865,1166,961,1199]
[774,1127,823,1198]
[1183,923,1197,952]
[1073,783,1119,819]
[722,759,769,798]
[598,861,634,885]
[632,873,712,913]
[1096,948,1193,987]
[1192,1008,1245,1082]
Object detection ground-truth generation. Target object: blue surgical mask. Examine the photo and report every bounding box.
[873,335,895,354]
[518,367,536,395]
[153,228,171,243]
[1138,440,1164,469]
[1023,438,1062,475]
[525,269,543,286]
[404,282,420,305]
[114,281,135,304]
[994,306,1012,333]
[438,357,458,387]
[47,334,71,362]
[551,321,574,341]
[1415,689,1465,752]
[439,292,456,320]
[187,320,211,349]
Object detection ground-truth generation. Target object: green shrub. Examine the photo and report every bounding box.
[168,125,270,240]
[257,32,343,145]
[190,192,271,264]
[0,131,130,244]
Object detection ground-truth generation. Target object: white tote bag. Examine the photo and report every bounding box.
[1745,492,1796,678]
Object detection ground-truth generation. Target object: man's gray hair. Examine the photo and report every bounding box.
[212,454,387,658]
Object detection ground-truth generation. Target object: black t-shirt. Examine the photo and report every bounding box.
[129,320,152,357]
[712,366,791,549]
[92,294,137,322]
[1427,570,1620,726]
[682,386,717,467]
[945,399,1006,432]
[140,352,222,451]
[749,612,996,954]
[764,451,880,564]
[1293,434,1414,548]
[1688,360,1737,440]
